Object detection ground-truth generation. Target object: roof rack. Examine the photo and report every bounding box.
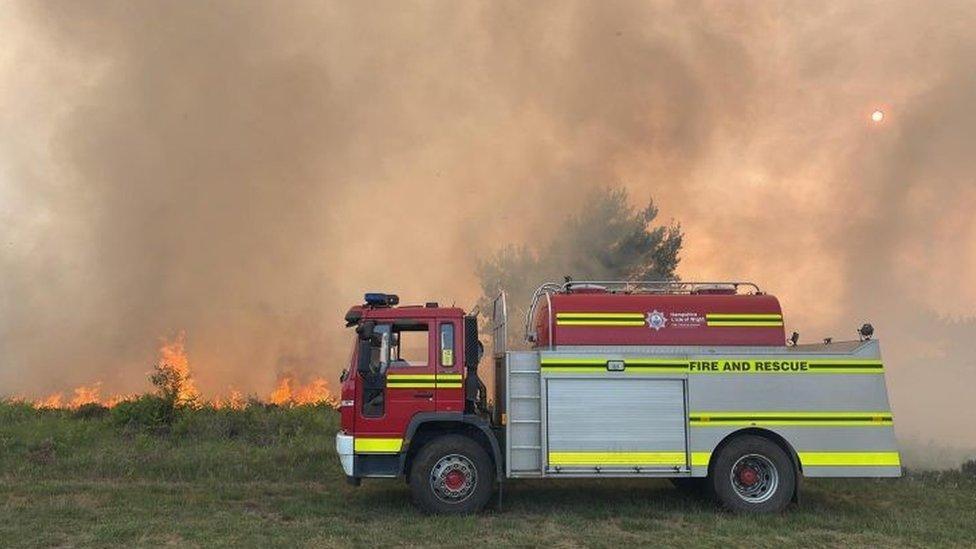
[523,280,763,344]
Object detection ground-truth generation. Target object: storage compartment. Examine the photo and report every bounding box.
[546,378,688,473]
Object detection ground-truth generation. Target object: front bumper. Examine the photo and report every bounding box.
[335,431,355,477]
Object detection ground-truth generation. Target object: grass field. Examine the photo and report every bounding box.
[1,402,974,548]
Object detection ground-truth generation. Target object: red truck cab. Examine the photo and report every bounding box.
[336,293,495,492]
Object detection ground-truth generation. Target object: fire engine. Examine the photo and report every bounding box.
[335,280,900,514]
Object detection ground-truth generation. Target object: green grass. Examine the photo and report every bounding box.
[1,402,974,548]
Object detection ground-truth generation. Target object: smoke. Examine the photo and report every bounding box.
[2,2,975,452]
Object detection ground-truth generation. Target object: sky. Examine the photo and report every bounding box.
[1,1,974,455]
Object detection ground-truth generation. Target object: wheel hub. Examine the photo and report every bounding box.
[444,469,466,491]
[430,454,477,504]
[730,454,779,504]
[738,466,759,486]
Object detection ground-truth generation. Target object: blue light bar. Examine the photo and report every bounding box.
[364,293,399,307]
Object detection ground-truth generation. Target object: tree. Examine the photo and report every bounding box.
[477,186,682,346]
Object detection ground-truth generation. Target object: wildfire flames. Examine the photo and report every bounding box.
[21,333,336,410]
[157,333,199,405]
[268,376,335,407]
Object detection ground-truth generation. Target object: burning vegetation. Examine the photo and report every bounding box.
[20,333,336,410]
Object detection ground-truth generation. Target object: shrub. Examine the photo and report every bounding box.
[72,402,110,420]
[962,459,976,477]
[0,399,41,422]
[111,394,175,432]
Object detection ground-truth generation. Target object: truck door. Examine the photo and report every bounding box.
[435,319,464,412]
[355,319,436,442]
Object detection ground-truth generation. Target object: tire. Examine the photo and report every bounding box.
[709,435,795,513]
[408,434,495,515]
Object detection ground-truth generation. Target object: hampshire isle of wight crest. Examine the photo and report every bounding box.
[646,310,667,331]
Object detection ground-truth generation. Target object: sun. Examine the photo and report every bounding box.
[871,110,885,123]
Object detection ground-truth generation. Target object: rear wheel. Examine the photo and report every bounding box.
[710,435,795,513]
[408,435,495,514]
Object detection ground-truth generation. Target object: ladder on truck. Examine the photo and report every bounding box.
[491,292,543,477]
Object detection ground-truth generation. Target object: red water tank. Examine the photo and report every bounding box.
[532,286,785,347]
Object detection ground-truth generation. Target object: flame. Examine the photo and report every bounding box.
[69,382,102,407]
[21,332,336,410]
[157,332,199,405]
[37,392,64,409]
[227,389,246,410]
[269,375,336,406]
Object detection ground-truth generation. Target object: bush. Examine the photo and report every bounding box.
[962,459,976,477]
[72,402,110,420]
[111,394,175,432]
[0,399,42,422]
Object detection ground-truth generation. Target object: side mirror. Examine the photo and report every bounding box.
[356,339,373,376]
[464,315,481,368]
[356,320,376,341]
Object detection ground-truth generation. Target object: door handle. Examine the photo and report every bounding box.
[414,392,433,399]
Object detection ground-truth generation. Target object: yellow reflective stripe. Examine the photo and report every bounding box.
[541,358,689,366]
[798,452,901,467]
[541,358,883,374]
[706,313,783,319]
[804,360,882,364]
[688,359,883,374]
[556,312,645,319]
[706,313,783,327]
[541,358,611,365]
[549,451,686,466]
[557,321,646,326]
[691,411,893,418]
[354,438,402,453]
[541,356,688,374]
[707,321,784,327]
[386,373,462,388]
[387,373,461,379]
[690,411,893,426]
[387,383,463,389]
[388,374,461,378]
[688,451,898,467]
[541,367,607,373]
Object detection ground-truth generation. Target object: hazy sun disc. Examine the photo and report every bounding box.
[871,110,885,123]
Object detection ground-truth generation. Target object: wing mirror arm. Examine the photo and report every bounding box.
[378,332,390,376]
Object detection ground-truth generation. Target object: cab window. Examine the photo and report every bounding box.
[390,321,429,368]
[440,323,455,367]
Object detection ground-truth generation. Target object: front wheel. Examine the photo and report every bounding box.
[710,435,796,513]
[408,435,495,514]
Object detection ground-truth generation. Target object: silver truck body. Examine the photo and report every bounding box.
[491,294,901,480]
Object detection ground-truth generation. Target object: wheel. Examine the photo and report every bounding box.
[709,435,795,513]
[408,434,495,514]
